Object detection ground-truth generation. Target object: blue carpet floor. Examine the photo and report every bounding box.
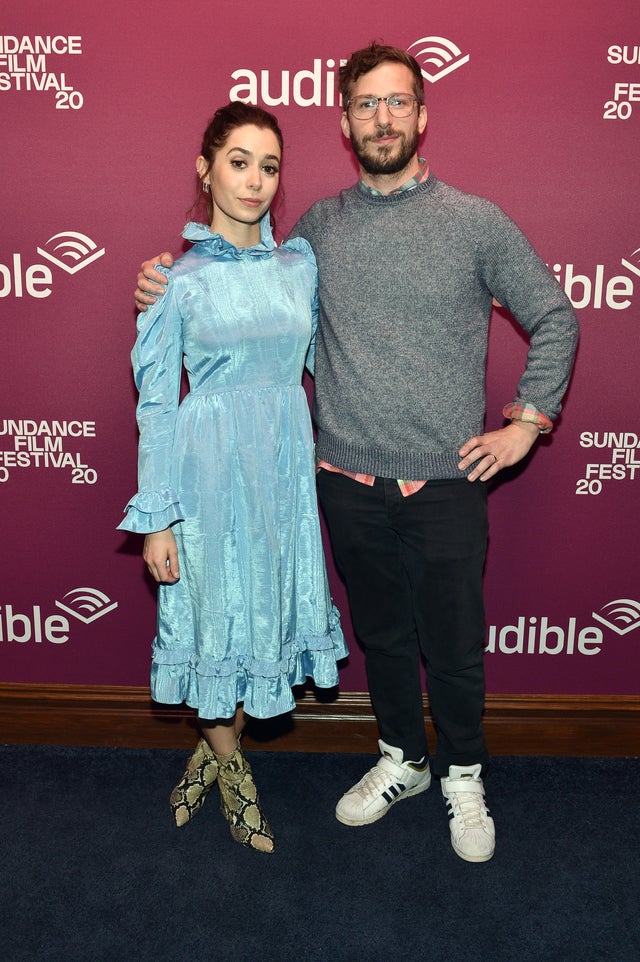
[2,746,639,962]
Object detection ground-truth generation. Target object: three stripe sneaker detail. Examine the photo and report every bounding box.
[335,739,431,826]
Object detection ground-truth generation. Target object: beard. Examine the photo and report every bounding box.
[350,123,421,176]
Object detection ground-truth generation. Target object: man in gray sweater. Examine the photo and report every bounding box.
[134,43,578,863]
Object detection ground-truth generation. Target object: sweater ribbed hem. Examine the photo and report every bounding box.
[316,435,469,480]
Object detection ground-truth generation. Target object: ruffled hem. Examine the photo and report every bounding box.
[116,488,185,533]
[149,608,347,720]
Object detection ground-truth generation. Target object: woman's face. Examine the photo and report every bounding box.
[198,124,281,242]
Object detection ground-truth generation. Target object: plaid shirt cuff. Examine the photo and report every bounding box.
[503,402,553,434]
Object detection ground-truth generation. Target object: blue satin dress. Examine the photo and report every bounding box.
[118,217,346,719]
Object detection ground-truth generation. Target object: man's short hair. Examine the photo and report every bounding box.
[339,43,425,107]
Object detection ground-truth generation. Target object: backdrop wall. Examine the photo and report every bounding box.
[1,0,638,700]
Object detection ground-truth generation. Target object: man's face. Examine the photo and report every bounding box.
[341,62,427,177]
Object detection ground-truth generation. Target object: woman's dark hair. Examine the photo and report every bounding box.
[190,101,284,231]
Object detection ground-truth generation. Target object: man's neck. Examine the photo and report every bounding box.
[358,154,423,195]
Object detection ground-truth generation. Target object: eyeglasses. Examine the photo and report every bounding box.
[346,93,419,120]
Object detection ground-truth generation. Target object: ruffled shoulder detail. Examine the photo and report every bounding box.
[181,212,276,260]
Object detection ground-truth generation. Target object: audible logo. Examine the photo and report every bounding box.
[486,617,603,656]
[0,587,118,645]
[407,37,470,83]
[230,59,345,107]
[228,36,470,107]
[550,246,639,311]
[486,599,640,656]
[0,231,105,299]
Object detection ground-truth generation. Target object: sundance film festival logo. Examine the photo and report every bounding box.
[0,230,105,299]
[576,430,640,495]
[228,35,469,106]
[486,598,640,657]
[0,586,118,645]
[0,418,98,484]
[0,34,84,109]
[604,44,639,121]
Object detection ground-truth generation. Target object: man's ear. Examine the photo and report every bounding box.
[417,104,428,135]
[340,111,352,140]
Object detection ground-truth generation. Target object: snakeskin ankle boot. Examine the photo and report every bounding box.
[169,738,219,827]
[215,747,275,853]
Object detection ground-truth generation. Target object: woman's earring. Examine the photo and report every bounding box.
[202,180,210,193]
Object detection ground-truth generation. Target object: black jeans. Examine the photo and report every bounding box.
[317,470,490,776]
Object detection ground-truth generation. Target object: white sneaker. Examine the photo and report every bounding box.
[335,740,431,826]
[441,764,495,862]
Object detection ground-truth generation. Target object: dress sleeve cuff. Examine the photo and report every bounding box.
[503,401,554,435]
[116,488,185,533]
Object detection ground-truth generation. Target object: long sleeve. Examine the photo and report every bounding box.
[480,205,579,422]
[117,271,186,533]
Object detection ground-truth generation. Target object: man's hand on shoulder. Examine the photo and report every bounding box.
[134,252,174,312]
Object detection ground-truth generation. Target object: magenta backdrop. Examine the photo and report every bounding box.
[1,0,639,697]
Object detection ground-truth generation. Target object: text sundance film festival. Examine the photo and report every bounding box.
[0,34,84,109]
[0,419,98,486]
[604,43,640,122]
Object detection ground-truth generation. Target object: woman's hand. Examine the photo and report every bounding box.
[143,528,180,583]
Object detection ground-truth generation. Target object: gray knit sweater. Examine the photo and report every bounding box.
[290,173,578,480]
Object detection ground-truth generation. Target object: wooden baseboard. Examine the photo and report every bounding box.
[1,683,638,755]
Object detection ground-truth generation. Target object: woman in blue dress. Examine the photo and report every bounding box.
[118,102,346,853]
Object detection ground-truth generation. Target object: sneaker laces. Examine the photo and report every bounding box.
[355,760,403,800]
[446,779,488,830]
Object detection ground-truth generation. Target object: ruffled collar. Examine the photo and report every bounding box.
[182,213,276,258]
